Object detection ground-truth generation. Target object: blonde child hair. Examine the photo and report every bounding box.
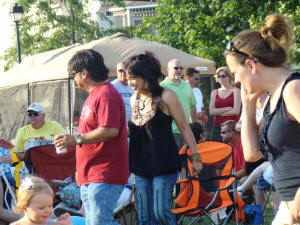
[15,176,54,213]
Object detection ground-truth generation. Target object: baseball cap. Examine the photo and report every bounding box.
[27,103,45,113]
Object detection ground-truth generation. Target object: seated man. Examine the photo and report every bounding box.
[13,103,65,161]
[220,120,246,180]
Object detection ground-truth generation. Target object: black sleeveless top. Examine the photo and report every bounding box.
[259,72,300,201]
[128,109,180,178]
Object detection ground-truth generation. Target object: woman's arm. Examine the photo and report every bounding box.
[0,181,21,223]
[209,90,232,116]
[220,88,242,116]
[162,89,202,175]
[240,85,264,162]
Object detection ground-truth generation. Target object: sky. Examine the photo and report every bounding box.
[0,3,14,72]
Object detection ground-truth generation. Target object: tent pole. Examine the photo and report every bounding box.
[68,78,72,134]
[27,83,30,106]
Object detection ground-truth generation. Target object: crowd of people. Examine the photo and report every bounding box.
[0,12,299,225]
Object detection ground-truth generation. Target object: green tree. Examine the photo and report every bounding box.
[140,0,299,68]
[1,0,102,71]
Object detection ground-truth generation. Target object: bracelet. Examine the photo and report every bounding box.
[190,152,202,163]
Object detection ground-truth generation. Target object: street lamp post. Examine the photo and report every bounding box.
[9,3,24,64]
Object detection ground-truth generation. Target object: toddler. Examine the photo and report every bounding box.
[11,176,72,225]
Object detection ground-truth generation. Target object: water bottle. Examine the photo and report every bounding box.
[64,175,74,185]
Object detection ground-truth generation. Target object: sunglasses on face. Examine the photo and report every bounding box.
[118,69,125,73]
[194,77,200,81]
[174,67,183,70]
[27,111,39,117]
[218,75,227,79]
[226,41,258,62]
[70,71,81,78]
[221,130,231,135]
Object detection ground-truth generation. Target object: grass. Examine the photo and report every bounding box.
[176,197,276,225]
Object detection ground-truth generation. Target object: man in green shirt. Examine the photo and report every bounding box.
[160,59,197,149]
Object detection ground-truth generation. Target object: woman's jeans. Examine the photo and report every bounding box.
[135,172,178,225]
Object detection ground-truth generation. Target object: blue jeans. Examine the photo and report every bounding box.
[80,183,123,225]
[135,172,178,225]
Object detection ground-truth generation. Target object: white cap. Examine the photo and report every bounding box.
[27,103,45,113]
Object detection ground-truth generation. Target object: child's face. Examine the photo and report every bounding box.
[24,192,53,223]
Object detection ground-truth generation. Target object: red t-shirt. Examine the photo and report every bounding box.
[230,140,245,173]
[213,90,240,126]
[76,83,129,185]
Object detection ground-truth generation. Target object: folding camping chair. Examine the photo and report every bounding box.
[172,141,245,225]
[24,145,76,198]
[114,184,138,225]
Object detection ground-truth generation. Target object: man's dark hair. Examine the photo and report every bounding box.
[220,120,237,132]
[68,49,109,82]
[189,121,204,143]
[185,68,199,78]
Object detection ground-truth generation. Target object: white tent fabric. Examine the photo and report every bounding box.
[0,33,215,88]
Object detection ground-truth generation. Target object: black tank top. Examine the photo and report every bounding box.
[128,109,180,178]
[259,72,300,201]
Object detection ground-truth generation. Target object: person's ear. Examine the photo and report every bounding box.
[81,69,89,79]
[245,58,257,74]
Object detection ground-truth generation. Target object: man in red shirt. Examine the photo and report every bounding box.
[55,49,129,225]
[220,120,246,181]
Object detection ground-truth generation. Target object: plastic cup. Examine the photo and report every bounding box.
[56,147,67,154]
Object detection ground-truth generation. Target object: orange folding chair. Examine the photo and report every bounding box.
[172,141,245,225]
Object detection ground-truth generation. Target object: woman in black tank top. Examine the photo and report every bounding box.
[225,13,300,224]
[125,52,203,225]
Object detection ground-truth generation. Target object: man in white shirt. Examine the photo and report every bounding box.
[111,62,134,127]
[185,68,208,124]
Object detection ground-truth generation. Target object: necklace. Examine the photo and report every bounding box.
[131,94,156,126]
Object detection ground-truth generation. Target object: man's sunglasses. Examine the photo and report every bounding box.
[118,69,125,73]
[27,111,39,117]
[218,75,227,79]
[226,41,258,62]
[174,67,183,70]
[194,77,200,81]
[221,130,231,135]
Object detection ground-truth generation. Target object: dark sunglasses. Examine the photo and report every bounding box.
[27,111,39,117]
[118,69,125,73]
[174,67,183,70]
[70,71,80,78]
[218,75,227,79]
[194,77,200,81]
[221,130,231,135]
[226,41,258,62]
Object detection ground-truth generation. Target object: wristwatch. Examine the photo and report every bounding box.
[75,135,82,147]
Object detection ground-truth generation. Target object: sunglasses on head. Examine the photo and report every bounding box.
[226,41,258,62]
[27,111,39,117]
[174,67,183,70]
[118,69,125,73]
[218,75,227,79]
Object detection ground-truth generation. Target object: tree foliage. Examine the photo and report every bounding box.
[138,0,299,68]
[1,0,101,71]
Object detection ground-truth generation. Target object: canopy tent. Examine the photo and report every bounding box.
[0,33,215,140]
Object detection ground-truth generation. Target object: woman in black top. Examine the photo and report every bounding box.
[225,13,300,224]
[125,52,202,225]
